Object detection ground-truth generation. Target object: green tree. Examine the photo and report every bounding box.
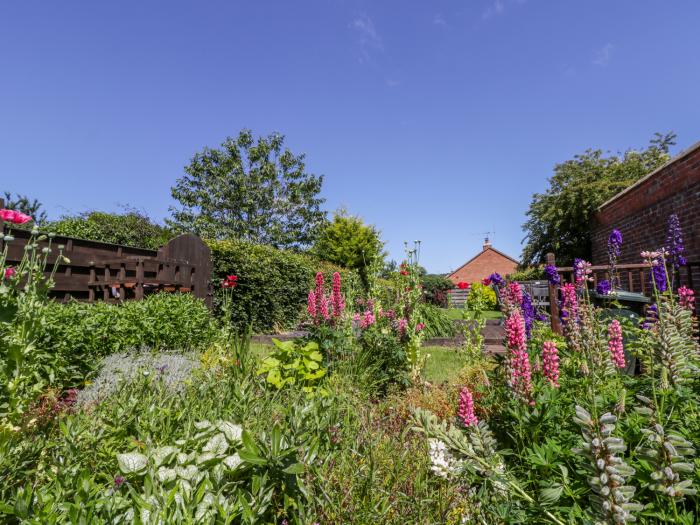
[521,132,675,266]
[47,209,173,249]
[169,129,326,249]
[2,191,47,225]
[313,210,385,288]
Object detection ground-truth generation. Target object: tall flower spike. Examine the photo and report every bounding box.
[666,214,687,269]
[314,272,325,315]
[542,341,560,387]
[457,386,478,427]
[544,263,560,285]
[505,311,533,403]
[331,271,344,318]
[607,319,626,369]
[307,290,317,318]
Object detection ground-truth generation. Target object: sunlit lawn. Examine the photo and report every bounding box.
[442,308,502,321]
[423,345,464,384]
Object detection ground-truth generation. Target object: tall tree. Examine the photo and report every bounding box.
[2,192,47,225]
[313,210,385,287]
[169,129,326,249]
[521,132,675,266]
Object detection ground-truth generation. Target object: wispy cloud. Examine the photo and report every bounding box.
[593,43,613,66]
[433,13,447,26]
[350,13,383,63]
[482,0,505,20]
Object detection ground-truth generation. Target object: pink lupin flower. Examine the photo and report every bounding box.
[678,286,695,311]
[607,319,625,369]
[360,310,375,329]
[331,272,344,318]
[560,283,578,325]
[396,317,408,335]
[307,290,317,319]
[319,294,330,320]
[505,311,533,403]
[457,386,478,427]
[3,267,16,280]
[542,341,560,387]
[314,272,325,315]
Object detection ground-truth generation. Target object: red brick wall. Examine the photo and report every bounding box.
[591,141,700,289]
[448,248,518,285]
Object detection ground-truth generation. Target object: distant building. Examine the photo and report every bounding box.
[447,238,519,285]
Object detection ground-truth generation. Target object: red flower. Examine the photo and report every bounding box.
[457,281,470,290]
[222,275,238,288]
[0,209,32,225]
[481,277,491,286]
[3,267,16,279]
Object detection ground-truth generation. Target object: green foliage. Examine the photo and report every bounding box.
[521,132,675,265]
[508,266,546,281]
[418,303,457,338]
[313,210,385,289]
[421,273,454,307]
[209,238,359,333]
[34,293,215,389]
[1,191,46,225]
[47,209,173,249]
[257,339,326,393]
[465,282,497,311]
[169,129,326,250]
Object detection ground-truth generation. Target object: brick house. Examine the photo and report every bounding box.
[591,139,700,288]
[447,239,519,285]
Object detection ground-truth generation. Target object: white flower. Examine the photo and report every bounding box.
[427,438,460,479]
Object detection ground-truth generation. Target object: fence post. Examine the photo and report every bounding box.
[546,252,562,335]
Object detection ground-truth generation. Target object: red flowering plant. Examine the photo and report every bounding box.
[1,212,69,431]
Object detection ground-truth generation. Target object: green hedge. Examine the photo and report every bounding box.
[209,239,360,333]
[36,293,215,387]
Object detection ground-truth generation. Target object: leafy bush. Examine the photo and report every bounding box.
[209,239,360,333]
[47,210,174,250]
[465,282,497,311]
[421,274,454,307]
[507,266,546,282]
[35,293,215,388]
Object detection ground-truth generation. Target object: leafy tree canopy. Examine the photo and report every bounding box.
[2,191,47,225]
[521,132,676,266]
[47,209,173,249]
[313,209,385,287]
[169,129,326,250]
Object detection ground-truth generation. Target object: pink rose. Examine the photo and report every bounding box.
[4,267,16,279]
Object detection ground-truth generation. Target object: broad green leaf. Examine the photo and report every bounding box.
[117,453,148,475]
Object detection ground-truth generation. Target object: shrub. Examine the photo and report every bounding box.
[209,239,360,333]
[508,266,545,282]
[465,282,497,311]
[35,293,215,388]
[47,210,174,250]
[421,274,454,307]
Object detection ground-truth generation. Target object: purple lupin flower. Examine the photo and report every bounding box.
[596,279,611,296]
[521,292,536,339]
[641,303,658,330]
[665,214,686,269]
[607,229,622,289]
[544,264,560,285]
[650,255,668,292]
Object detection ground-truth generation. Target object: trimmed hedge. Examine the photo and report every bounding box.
[36,293,215,387]
[209,239,360,333]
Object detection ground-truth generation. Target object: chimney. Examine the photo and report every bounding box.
[483,237,491,249]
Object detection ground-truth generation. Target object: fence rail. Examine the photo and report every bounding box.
[545,252,698,334]
[1,215,212,307]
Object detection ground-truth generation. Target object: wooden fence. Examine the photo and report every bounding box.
[545,252,699,334]
[1,220,212,307]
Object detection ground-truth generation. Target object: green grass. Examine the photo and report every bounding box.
[423,345,464,384]
[442,308,502,321]
[250,342,274,361]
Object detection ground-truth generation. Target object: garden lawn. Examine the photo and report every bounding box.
[441,308,502,320]
[423,346,464,384]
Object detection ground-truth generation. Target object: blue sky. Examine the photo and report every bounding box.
[1,1,699,273]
